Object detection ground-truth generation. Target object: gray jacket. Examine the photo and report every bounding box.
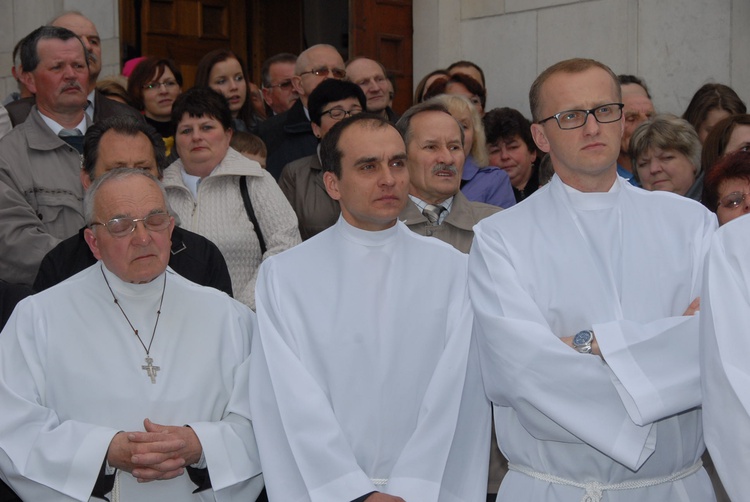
[0,107,85,285]
[399,191,501,253]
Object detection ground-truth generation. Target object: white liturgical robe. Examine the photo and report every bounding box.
[469,175,717,502]
[0,264,263,501]
[701,214,750,501]
[250,217,491,502]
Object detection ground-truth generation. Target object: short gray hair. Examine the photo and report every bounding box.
[84,168,167,226]
[629,114,702,183]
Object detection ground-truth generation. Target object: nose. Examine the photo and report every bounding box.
[379,165,397,186]
[436,145,454,164]
[581,112,601,135]
[131,221,153,245]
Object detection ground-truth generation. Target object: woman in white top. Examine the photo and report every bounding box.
[162,87,300,309]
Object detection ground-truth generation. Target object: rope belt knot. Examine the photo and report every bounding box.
[370,478,388,486]
[508,460,702,502]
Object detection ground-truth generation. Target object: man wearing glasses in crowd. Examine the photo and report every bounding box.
[470,58,717,501]
[261,53,299,116]
[258,44,346,180]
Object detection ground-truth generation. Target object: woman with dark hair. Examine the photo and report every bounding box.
[702,114,750,175]
[127,57,183,155]
[194,49,263,132]
[682,83,746,143]
[703,150,750,225]
[483,107,541,202]
[162,87,300,309]
[425,72,486,116]
[413,69,450,104]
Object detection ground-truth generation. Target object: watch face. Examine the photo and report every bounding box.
[573,330,592,347]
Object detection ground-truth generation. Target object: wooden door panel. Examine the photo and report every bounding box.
[140,0,246,88]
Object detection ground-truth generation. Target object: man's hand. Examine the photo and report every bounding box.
[683,297,700,316]
[365,494,406,502]
[107,418,204,482]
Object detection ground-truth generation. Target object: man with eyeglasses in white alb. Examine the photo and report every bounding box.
[258,44,347,180]
[470,58,718,501]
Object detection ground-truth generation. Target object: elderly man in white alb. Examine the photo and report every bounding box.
[701,213,750,501]
[470,58,717,501]
[250,114,490,502]
[0,169,263,501]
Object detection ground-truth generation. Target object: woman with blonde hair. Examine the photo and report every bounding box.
[431,93,515,208]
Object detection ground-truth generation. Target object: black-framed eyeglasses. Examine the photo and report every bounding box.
[321,107,363,120]
[538,103,624,130]
[265,79,293,90]
[90,212,171,237]
[299,67,346,79]
[718,191,750,210]
[142,80,179,91]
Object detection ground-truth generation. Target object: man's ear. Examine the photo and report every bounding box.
[21,71,36,95]
[323,171,341,201]
[531,123,551,153]
[311,122,322,139]
[84,227,103,261]
[81,169,92,190]
[291,75,304,96]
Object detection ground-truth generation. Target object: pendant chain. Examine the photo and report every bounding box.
[100,265,166,356]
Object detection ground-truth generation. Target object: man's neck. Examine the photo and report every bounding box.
[37,105,86,129]
[557,168,618,193]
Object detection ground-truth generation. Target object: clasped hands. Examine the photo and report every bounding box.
[107,418,203,483]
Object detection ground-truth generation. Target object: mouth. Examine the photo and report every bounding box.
[377,194,401,202]
[582,142,607,151]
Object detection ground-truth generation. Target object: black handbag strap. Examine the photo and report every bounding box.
[239,176,267,255]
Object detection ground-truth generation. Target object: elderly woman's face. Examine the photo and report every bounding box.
[175,113,232,177]
[716,177,750,225]
[636,147,696,196]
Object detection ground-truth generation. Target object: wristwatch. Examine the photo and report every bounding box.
[572,330,594,354]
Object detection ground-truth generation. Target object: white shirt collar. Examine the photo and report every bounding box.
[39,111,87,136]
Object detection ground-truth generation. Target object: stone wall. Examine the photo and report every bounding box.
[0,0,120,101]
[414,0,749,119]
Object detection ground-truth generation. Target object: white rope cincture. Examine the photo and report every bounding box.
[110,470,121,502]
[370,478,389,487]
[508,460,702,502]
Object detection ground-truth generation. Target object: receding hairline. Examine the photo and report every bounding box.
[530,59,621,121]
[295,44,342,74]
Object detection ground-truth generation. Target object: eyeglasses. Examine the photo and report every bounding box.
[321,107,362,120]
[142,80,179,91]
[538,103,624,130]
[265,80,293,90]
[298,67,346,79]
[90,212,171,237]
[718,191,750,210]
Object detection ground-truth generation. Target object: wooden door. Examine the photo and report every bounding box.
[350,0,413,114]
[136,0,248,88]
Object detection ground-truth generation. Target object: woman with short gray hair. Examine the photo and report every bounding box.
[629,114,703,200]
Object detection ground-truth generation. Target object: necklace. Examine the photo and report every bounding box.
[101,265,166,384]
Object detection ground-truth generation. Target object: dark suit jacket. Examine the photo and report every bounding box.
[257,99,317,181]
[33,226,234,297]
[6,90,143,127]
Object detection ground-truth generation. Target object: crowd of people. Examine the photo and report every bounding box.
[0,9,749,502]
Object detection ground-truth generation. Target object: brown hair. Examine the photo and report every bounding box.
[127,57,183,111]
[682,83,746,133]
[701,114,750,176]
[230,131,267,158]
